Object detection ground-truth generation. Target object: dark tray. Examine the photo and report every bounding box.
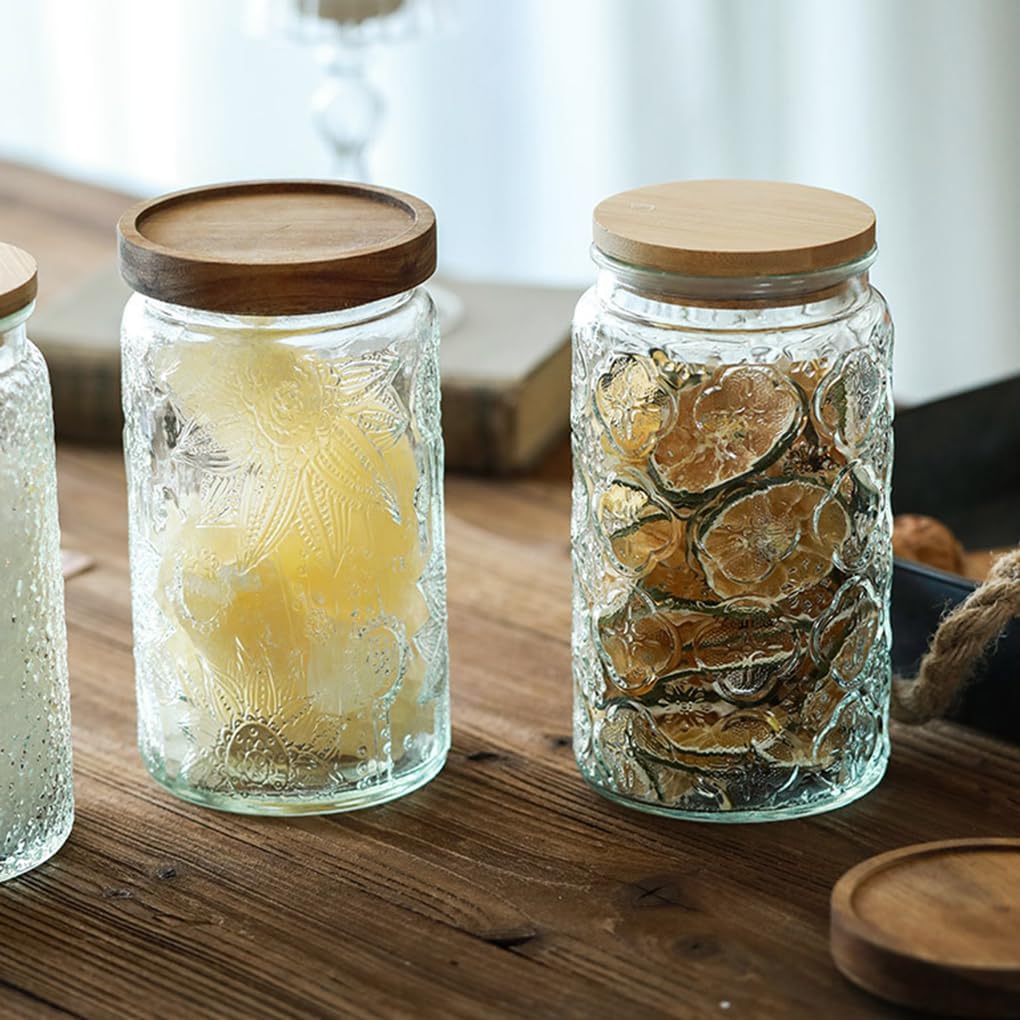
[892,374,1020,744]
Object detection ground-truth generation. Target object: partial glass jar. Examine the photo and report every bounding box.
[118,182,448,814]
[572,181,894,821]
[0,244,74,876]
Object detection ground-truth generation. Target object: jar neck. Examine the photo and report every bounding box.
[141,289,418,335]
[593,248,876,331]
[0,303,32,372]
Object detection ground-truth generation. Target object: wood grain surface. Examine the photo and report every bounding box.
[2,159,1019,1020]
[593,180,876,277]
[0,241,37,318]
[831,839,1020,1017]
[0,446,1011,1020]
[118,180,437,315]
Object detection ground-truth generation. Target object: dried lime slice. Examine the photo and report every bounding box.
[594,354,673,459]
[697,479,850,600]
[814,348,885,454]
[778,576,845,625]
[641,535,722,605]
[769,429,847,480]
[597,479,679,575]
[636,700,791,769]
[597,590,679,693]
[689,614,803,705]
[592,705,659,800]
[651,365,803,498]
[829,462,883,572]
[811,577,882,688]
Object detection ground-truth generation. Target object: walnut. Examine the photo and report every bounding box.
[893,514,965,575]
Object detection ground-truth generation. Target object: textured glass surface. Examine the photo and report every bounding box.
[122,292,449,814]
[0,325,74,878]
[572,278,894,820]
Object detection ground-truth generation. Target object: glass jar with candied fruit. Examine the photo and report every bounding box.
[118,182,449,815]
[572,180,893,820]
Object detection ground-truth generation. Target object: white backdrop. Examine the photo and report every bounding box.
[1,0,1018,402]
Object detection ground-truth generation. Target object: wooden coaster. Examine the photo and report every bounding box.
[831,839,1020,1017]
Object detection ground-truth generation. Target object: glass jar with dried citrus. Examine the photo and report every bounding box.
[572,181,893,820]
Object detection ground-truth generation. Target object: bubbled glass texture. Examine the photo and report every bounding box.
[571,284,894,820]
[0,336,74,877]
[122,292,449,814]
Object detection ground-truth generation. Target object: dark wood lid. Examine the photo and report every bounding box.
[117,180,437,315]
[831,838,1020,1017]
[594,180,876,277]
[0,243,37,319]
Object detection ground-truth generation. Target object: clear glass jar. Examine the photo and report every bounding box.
[571,182,894,821]
[0,267,74,877]
[119,183,448,814]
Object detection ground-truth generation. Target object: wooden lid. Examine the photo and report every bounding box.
[0,243,38,319]
[831,838,1020,1017]
[118,180,437,315]
[593,180,876,277]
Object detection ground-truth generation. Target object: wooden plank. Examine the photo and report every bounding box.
[0,445,1011,1019]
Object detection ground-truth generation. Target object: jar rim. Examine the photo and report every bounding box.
[134,288,419,333]
[591,245,877,304]
[0,300,34,334]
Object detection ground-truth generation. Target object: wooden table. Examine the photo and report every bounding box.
[2,162,1019,1020]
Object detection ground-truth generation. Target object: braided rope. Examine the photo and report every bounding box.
[891,548,1020,724]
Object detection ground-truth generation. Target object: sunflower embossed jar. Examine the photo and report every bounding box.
[571,181,894,821]
[118,182,448,814]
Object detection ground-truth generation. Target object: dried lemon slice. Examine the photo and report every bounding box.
[594,354,673,460]
[697,479,850,600]
[597,479,679,575]
[651,365,803,498]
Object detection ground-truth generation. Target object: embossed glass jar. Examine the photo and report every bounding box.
[118,182,448,814]
[0,244,74,876]
[572,181,894,821]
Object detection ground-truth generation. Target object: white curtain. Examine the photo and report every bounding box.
[1,0,1018,402]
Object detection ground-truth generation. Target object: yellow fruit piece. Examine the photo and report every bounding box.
[150,331,433,773]
[651,365,803,497]
[697,480,849,600]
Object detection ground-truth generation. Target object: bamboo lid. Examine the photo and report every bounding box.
[830,838,1020,1017]
[118,180,437,315]
[0,243,38,319]
[593,180,876,277]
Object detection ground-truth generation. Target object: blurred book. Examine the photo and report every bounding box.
[32,263,576,475]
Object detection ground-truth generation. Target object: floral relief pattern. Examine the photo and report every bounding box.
[572,294,894,818]
[123,300,448,810]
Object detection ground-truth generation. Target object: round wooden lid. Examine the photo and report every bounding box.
[0,243,38,319]
[118,180,437,315]
[593,180,876,277]
[831,838,1020,1017]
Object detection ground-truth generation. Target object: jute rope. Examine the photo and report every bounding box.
[891,547,1020,724]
